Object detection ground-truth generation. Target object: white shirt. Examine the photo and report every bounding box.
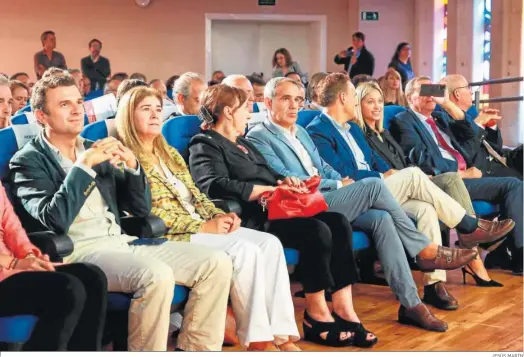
[323,112,371,171]
[414,111,457,162]
[42,135,141,255]
[155,157,203,222]
[271,120,319,177]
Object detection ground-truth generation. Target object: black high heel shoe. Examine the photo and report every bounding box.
[462,264,503,287]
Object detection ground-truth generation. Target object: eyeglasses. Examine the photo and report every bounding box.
[454,85,472,93]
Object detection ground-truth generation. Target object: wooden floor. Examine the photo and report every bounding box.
[219,269,523,352]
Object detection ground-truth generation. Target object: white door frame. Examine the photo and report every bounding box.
[205,13,327,80]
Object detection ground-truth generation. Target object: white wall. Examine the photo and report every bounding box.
[211,21,313,80]
[359,0,415,77]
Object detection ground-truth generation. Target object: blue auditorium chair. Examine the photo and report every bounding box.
[81,119,115,140]
[167,89,173,100]
[11,112,90,126]
[252,103,259,113]
[383,105,407,130]
[386,107,500,218]
[0,125,186,350]
[84,89,105,101]
[15,104,32,115]
[297,110,321,128]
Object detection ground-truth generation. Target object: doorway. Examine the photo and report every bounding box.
[205,13,327,81]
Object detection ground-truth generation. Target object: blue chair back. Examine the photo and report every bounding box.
[0,316,38,344]
[383,105,407,130]
[81,120,115,141]
[162,115,201,160]
[0,125,41,179]
[167,89,173,100]
[466,105,479,119]
[252,103,260,113]
[297,110,321,128]
[16,104,32,115]
[84,89,105,101]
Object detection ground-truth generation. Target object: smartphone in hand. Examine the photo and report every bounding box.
[419,84,446,97]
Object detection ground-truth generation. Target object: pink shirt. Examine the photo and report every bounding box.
[0,185,41,282]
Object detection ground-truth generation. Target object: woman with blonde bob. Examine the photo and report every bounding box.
[115,86,300,352]
[354,81,506,287]
[379,68,408,107]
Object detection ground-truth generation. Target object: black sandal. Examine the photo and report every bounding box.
[303,311,354,347]
[332,312,378,348]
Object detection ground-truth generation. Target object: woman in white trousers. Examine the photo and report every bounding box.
[116,86,300,351]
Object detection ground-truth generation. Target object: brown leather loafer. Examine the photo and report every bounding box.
[398,304,448,332]
[422,282,459,310]
[416,246,477,272]
[458,218,515,248]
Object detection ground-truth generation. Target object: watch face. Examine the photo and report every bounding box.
[136,0,151,7]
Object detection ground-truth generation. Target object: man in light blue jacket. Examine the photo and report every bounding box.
[246,77,477,332]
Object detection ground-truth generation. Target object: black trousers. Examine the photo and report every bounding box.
[0,263,107,351]
[266,211,358,294]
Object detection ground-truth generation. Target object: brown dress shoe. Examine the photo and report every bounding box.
[422,282,459,310]
[398,304,448,332]
[416,246,477,272]
[458,218,515,248]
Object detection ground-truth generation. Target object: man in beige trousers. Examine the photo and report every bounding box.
[307,73,513,310]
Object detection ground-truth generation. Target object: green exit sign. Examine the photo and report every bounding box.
[361,11,379,21]
[259,0,276,5]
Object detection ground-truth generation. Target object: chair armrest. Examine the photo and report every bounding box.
[27,231,74,262]
[120,215,167,238]
[211,199,242,215]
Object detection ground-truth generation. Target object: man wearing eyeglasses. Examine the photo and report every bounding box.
[436,74,522,179]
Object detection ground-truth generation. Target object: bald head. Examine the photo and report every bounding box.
[440,74,472,110]
[223,75,254,112]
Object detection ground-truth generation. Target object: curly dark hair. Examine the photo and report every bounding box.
[272,48,292,68]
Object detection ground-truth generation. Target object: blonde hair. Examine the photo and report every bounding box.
[115,86,174,166]
[381,68,408,107]
[355,82,385,133]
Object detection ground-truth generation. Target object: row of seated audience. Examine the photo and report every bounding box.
[0,66,521,352]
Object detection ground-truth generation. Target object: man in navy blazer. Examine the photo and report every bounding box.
[307,73,514,309]
[307,111,391,180]
[390,76,523,275]
[247,76,478,332]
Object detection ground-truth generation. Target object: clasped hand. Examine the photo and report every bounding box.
[77,137,137,169]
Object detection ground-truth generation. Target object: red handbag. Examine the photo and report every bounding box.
[259,176,328,220]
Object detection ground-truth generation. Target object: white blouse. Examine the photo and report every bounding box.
[154,157,204,222]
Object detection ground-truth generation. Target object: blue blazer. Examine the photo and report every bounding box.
[306,113,390,180]
[389,109,474,175]
[246,119,342,193]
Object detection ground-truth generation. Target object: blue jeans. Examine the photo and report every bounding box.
[324,178,431,308]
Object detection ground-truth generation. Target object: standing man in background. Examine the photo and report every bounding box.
[334,32,375,78]
[34,31,67,80]
[81,39,111,92]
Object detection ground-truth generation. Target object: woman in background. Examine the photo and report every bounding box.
[388,42,414,89]
[272,48,305,81]
[380,68,408,107]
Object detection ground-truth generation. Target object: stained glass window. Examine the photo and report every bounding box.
[442,0,448,76]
